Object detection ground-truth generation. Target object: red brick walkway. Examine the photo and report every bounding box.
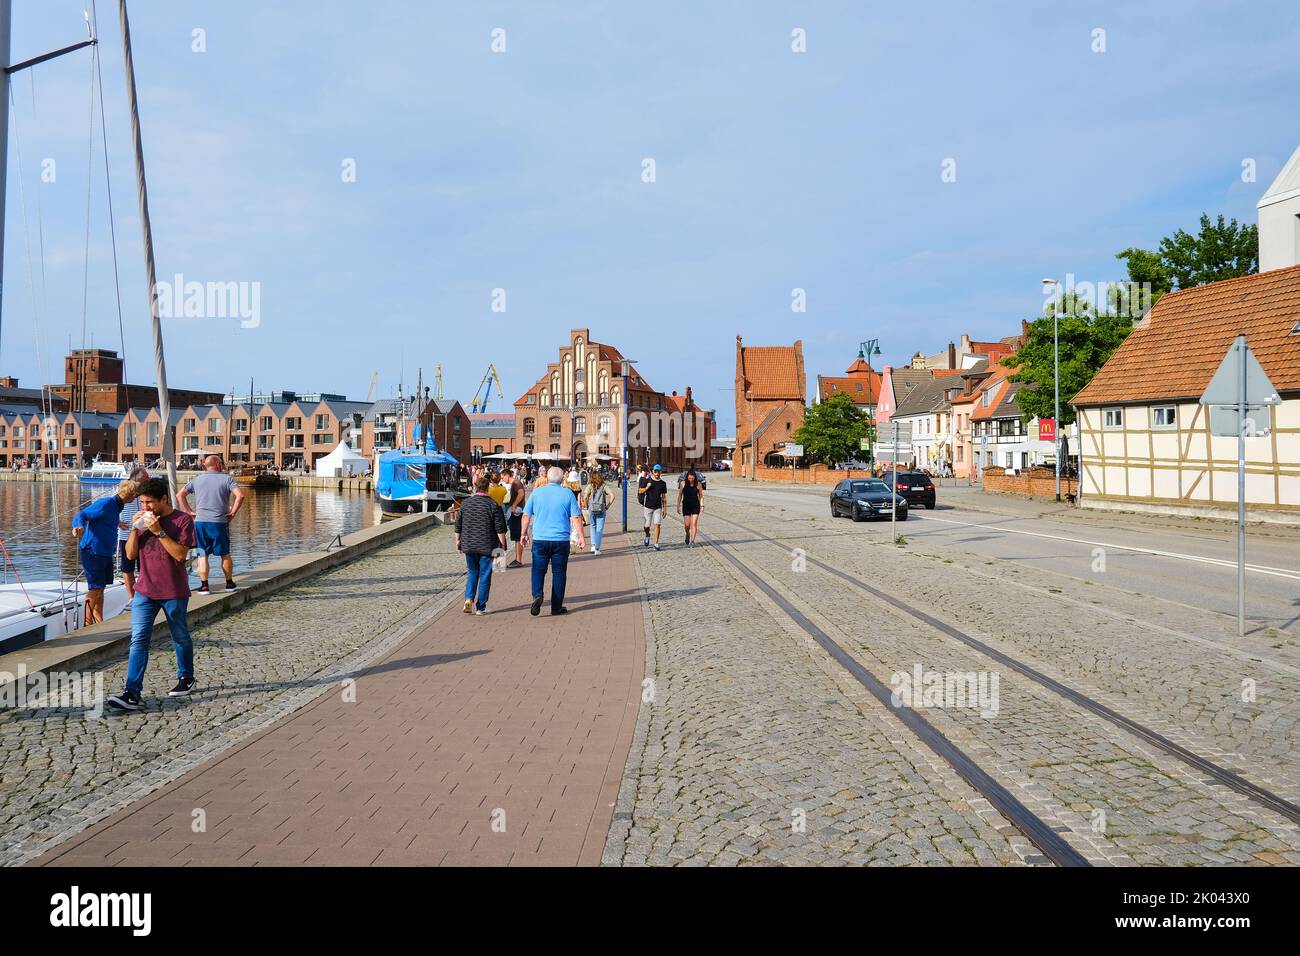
[34,530,644,867]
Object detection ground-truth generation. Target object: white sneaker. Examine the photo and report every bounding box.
[593,548,601,555]
[474,608,489,616]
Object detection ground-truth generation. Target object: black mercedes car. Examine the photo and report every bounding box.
[879,470,937,509]
[829,478,909,521]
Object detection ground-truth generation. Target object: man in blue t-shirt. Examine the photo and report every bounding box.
[73,479,140,625]
[521,466,586,616]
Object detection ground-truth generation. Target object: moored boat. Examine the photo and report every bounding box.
[0,580,130,655]
[232,464,283,488]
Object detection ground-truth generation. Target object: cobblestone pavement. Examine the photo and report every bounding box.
[1,527,464,866]
[681,497,1300,864]
[31,525,643,868]
[604,524,1031,866]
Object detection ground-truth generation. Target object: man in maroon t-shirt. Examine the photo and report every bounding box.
[107,477,199,712]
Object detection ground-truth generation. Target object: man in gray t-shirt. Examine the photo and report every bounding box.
[177,455,247,593]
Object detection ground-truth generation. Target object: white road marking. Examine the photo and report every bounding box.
[917,514,1300,581]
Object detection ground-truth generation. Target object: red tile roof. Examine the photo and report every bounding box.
[740,344,805,400]
[844,356,875,375]
[818,373,881,403]
[970,366,1014,421]
[1072,264,1300,405]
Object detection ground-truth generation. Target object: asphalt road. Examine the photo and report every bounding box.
[704,476,1300,636]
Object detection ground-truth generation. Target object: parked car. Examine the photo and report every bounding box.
[879,470,936,509]
[677,469,708,490]
[829,478,909,521]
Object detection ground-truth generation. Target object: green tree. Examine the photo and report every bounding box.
[1117,213,1257,298]
[1004,295,1133,426]
[792,392,867,464]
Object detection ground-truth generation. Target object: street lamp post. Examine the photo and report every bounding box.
[620,359,633,532]
[1042,278,1063,502]
[858,339,882,466]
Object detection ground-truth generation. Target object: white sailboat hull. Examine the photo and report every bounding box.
[0,581,130,656]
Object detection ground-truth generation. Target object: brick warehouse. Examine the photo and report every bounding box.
[514,328,713,470]
[735,335,807,478]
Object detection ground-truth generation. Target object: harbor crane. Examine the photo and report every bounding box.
[469,364,505,413]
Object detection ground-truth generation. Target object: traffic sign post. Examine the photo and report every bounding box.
[891,422,899,539]
[1199,335,1281,635]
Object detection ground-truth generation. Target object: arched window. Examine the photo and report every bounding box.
[576,392,584,407]
[550,443,560,456]
[549,417,562,435]
[575,417,586,434]
[598,415,612,435]
[523,417,535,436]
[494,445,504,454]
[524,443,534,455]
[611,386,621,405]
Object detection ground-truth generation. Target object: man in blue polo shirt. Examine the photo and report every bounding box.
[521,466,585,616]
[73,479,140,625]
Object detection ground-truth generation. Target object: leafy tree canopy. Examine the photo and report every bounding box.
[1003,294,1133,425]
[792,392,868,464]
[1117,213,1257,303]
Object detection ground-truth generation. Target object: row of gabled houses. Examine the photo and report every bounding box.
[0,397,474,471]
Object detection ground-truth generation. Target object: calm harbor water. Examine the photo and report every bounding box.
[0,481,383,584]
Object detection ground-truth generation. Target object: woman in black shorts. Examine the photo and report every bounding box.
[677,469,703,546]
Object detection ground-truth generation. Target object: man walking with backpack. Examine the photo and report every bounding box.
[455,475,508,615]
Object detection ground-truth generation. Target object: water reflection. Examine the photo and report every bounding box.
[0,481,382,583]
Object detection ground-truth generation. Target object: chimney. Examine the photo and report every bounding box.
[947,342,955,369]
[0,376,16,388]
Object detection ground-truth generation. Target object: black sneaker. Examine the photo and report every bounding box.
[106,690,141,712]
[168,678,197,697]
[224,580,237,591]
[196,582,210,594]
[552,606,569,616]
[507,560,523,569]
[530,596,543,616]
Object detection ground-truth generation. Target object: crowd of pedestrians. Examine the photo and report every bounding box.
[70,449,711,709]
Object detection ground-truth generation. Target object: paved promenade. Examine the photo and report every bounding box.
[26,530,642,867]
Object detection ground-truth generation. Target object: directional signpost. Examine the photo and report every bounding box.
[1199,335,1281,635]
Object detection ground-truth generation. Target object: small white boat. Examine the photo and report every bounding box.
[77,459,159,486]
[0,580,130,656]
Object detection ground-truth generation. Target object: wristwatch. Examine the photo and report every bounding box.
[156,529,168,539]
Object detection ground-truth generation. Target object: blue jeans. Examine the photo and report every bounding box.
[464,553,494,611]
[530,539,571,611]
[589,512,606,550]
[125,593,193,695]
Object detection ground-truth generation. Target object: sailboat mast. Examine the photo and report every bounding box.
[117,0,177,493]
[0,0,11,353]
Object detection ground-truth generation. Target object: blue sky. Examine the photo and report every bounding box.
[2,0,1297,432]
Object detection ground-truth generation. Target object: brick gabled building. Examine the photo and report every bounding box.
[735,336,806,477]
[49,348,223,414]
